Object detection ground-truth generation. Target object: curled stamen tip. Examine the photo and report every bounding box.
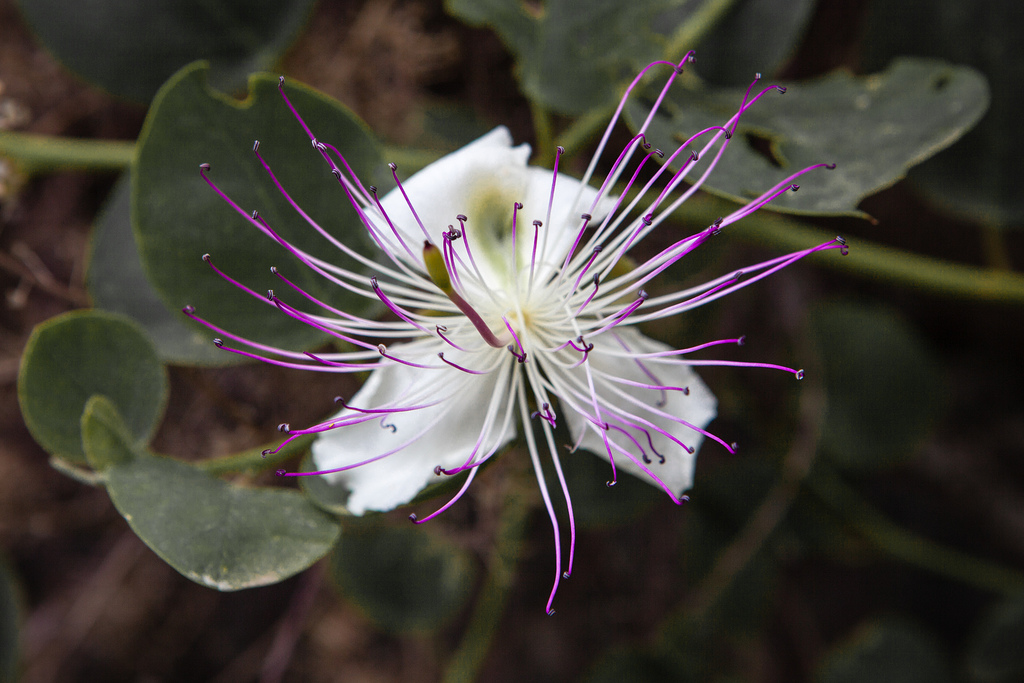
[266,289,275,301]
[556,145,565,154]
[546,608,556,616]
[182,304,195,314]
[368,185,377,194]
[278,423,290,433]
[334,395,344,404]
[754,72,762,80]
[408,514,418,522]
[261,449,272,457]
[730,442,739,451]
[737,335,746,346]
[370,276,379,289]
[213,338,224,347]
[562,571,571,579]
[330,168,341,179]
[456,213,468,221]
[778,86,788,94]
[433,465,444,476]
[533,219,542,227]
[388,162,398,171]
[199,162,211,172]
[202,253,212,262]
[252,140,260,153]
[377,343,387,355]
[641,214,653,226]
[278,75,285,86]
[792,184,800,192]
[826,163,837,169]
[580,213,592,221]
[606,480,617,487]
[795,369,805,380]
[276,469,287,477]
[316,142,327,153]
[638,289,649,300]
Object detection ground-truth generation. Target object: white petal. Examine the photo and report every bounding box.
[379,127,614,287]
[562,327,717,495]
[311,343,516,514]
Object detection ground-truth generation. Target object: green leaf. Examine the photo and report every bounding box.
[82,396,340,590]
[16,0,316,102]
[862,0,1024,226]
[630,58,989,216]
[670,0,816,86]
[811,302,942,470]
[17,310,168,464]
[0,559,20,683]
[88,172,235,366]
[330,522,476,633]
[446,0,675,115]
[816,619,953,683]
[134,62,382,356]
[966,593,1024,683]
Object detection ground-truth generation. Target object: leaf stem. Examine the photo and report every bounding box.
[0,130,134,175]
[442,480,533,683]
[808,465,1024,595]
[195,433,315,477]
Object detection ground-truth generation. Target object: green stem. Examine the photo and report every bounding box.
[530,101,555,167]
[195,433,315,477]
[808,465,1024,596]
[0,130,134,175]
[442,483,533,683]
[664,0,739,64]
[666,193,1024,303]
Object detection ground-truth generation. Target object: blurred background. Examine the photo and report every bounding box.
[1,0,1023,681]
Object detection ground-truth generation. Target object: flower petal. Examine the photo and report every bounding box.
[311,342,515,514]
[562,327,717,495]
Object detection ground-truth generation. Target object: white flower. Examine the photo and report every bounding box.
[189,54,846,613]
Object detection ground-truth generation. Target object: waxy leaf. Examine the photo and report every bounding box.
[18,310,167,464]
[83,396,340,590]
[660,0,816,86]
[446,0,673,115]
[863,0,1024,226]
[134,62,381,356]
[330,523,476,633]
[811,302,941,470]
[16,0,316,102]
[88,173,234,366]
[630,58,989,216]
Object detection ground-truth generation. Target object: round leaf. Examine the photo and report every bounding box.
[88,172,235,366]
[330,523,476,633]
[862,0,1024,226]
[629,58,990,216]
[811,302,942,470]
[446,0,670,115]
[134,62,381,356]
[82,396,341,590]
[671,0,816,86]
[16,0,317,102]
[18,310,168,464]
[817,619,953,683]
